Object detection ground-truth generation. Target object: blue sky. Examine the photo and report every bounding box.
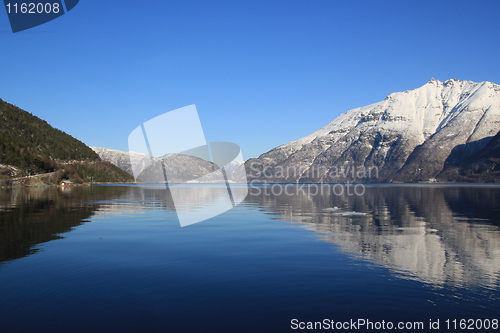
[1,0,500,159]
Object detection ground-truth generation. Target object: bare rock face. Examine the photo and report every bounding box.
[438,130,500,182]
[246,79,500,183]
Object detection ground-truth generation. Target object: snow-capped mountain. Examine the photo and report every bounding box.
[91,147,245,183]
[246,79,500,183]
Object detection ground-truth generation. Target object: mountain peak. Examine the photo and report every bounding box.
[427,77,441,85]
[246,79,500,183]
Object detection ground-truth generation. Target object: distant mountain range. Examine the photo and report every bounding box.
[91,147,245,183]
[245,79,500,183]
[0,99,133,184]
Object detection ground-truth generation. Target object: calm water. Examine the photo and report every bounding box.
[0,184,499,332]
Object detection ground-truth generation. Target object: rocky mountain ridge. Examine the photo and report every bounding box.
[246,79,500,183]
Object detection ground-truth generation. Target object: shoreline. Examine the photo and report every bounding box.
[3,181,499,189]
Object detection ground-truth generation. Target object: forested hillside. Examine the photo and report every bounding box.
[0,98,133,183]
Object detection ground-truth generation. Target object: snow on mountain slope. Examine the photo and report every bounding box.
[246,79,500,183]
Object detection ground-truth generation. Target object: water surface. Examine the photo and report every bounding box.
[0,184,499,332]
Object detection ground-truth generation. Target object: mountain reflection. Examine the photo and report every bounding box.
[2,184,499,289]
[245,185,500,288]
[0,186,130,264]
[0,185,242,266]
